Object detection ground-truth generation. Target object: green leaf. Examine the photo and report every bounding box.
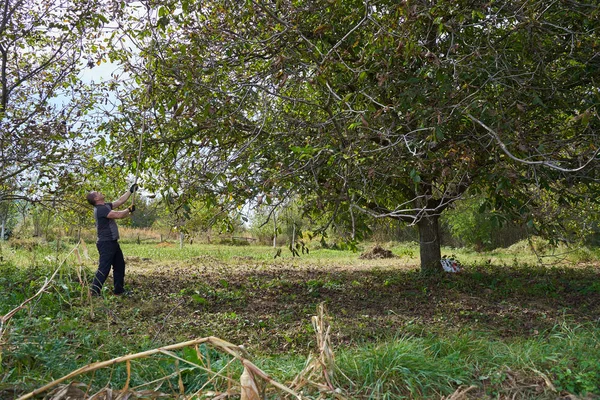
[435,127,444,141]
[97,14,109,24]
[409,169,421,183]
[191,294,208,304]
[181,347,202,365]
[471,10,485,20]
[157,16,170,30]
[532,95,545,106]
[581,112,590,126]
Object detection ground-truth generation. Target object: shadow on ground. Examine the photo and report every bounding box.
[106,259,600,353]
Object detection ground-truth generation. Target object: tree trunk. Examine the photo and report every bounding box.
[417,215,443,274]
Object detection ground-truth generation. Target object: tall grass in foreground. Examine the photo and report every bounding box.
[328,323,600,398]
[5,313,599,398]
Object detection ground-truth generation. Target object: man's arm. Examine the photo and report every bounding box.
[107,209,132,219]
[111,191,131,209]
[112,184,138,208]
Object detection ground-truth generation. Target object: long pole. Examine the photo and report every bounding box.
[131,117,145,206]
[130,2,155,207]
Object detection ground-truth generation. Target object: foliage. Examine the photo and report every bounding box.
[128,197,161,228]
[0,0,114,202]
[336,323,600,399]
[0,200,18,237]
[444,197,496,250]
[442,196,529,251]
[249,197,309,246]
[530,185,600,246]
[99,0,600,273]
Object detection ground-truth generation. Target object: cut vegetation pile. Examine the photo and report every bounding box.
[359,245,396,259]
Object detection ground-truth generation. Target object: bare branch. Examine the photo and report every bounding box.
[467,113,599,173]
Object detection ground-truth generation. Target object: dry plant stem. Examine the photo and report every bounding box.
[0,242,80,343]
[443,385,478,400]
[123,360,131,392]
[186,352,239,397]
[210,337,303,399]
[176,359,184,395]
[530,368,557,392]
[84,370,97,398]
[16,337,211,400]
[131,370,179,390]
[161,349,240,398]
[17,336,303,400]
[159,349,238,385]
[291,303,348,399]
[312,305,335,389]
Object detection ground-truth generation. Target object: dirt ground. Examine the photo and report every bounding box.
[95,253,600,354]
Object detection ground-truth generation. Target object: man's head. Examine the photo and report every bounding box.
[86,191,105,206]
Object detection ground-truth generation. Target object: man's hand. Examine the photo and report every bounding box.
[128,205,136,213]
[130,183,139,193]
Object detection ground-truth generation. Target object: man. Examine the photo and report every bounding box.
[86,184,138,296]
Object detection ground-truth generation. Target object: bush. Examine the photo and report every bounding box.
[443,197,527,251]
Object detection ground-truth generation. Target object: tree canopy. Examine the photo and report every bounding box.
[48,0,600,272]
[0,0,113,203]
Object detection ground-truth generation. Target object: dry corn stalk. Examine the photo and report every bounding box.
[240,366,261,400]
[79,239,90,260]
[46,383,172,399]
[313,303,335,387]
[18,336,302,400]
[442,385,478,400]
[43,382,86,400]
[292,303,347,399]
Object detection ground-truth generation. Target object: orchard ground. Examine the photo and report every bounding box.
[106,241,600,352]
[2,238,600,398]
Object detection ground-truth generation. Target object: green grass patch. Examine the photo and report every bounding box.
[332,323,600,398]
[1,240,599,398]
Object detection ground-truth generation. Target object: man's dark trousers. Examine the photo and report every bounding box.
[92,240,125,295]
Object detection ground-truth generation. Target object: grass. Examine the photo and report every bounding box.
[332,323,600,399]
[1,239,599,398]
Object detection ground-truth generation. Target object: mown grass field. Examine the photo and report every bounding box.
[1,238,599,399]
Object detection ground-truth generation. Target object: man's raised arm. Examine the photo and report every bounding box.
[112,184,138,208]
